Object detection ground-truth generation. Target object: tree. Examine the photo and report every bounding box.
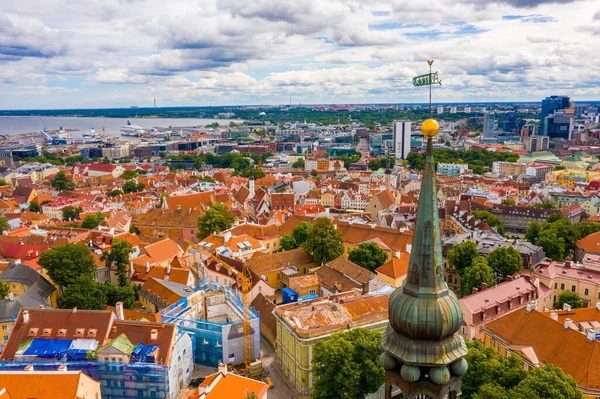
[487,246,522,278]
[0,279,9,300]
[50,171,73,191]
[81,213,106,229]
[245,394,259,399]
[348,242,388,272]
[472,383,510,399]
[574,221,600,241]
[38,243,96,289]
[462,256,495,295]
[292,159,305,169]
[0,218,9,234]
[311,170,318,177]
[292,222,312,246]
[304,218,344,265]
[102,283,136,309]
[58,275,107,310]
[312,328,383,399]
[279,234,298,251]
[109,189,123,197]
[501,199,516,206]
[537,229,567,261]
[473,210,505,236]
[525,221,541,245]
[100,239,133,287]
[0,180,6,186]
[556,291,584,309]
[196,204,236,239]
[120,169,138,180]
[510,365,583,399]
[447,241,479,275]
[28,202,41,213]
[62,206,82,222]
[123,181,144,194]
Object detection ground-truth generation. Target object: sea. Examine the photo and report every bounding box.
[0,116,238,139]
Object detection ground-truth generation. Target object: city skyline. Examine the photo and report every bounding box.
[1,0,599,109]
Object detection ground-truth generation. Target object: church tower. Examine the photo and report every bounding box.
[248,166,255,200]
[380,119,468,399]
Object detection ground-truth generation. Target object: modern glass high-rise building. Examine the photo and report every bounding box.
[541,95,570,135]
[483,112,496,138]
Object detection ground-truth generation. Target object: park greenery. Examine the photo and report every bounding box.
[525,215,600,261]
[312,328,383,399]
[407,148,519,175]
[281,219,344,264]
[196,204,236,239]
[461,256,495,296]
[38,243,96,289]
[348,242,388,272]
[464,341,583,399]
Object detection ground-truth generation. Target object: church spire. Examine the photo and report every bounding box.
[380,119,468,399]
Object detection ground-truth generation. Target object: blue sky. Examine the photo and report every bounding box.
[0,0,599,109]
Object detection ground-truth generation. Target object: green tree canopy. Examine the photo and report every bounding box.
[0,279,9,300]
[487,246,522,278]
[292,222,313,246]
[526,215,575,261]
[574,221,600,241]
[304,218,344,265]
[447,241,479,275]
[109,189,123,197]
[509,365,583,399]
[292,159,305,169]
[524,221,541,244]
[58,275,107,310]
[38,243,96,288]
[462,256,495,296]
[50,171,74,191]
[556,291,584,309]
[473,210,505,236]
[348,242,388,272]
[196,204,236,239]
[28,202,41,213]
[100,239,133,287]
[501,199,516,206]
[81,213,106,229]
[120,169,138,180]
[123,181,145,194]
[102,283,136,309]
[0,217,9,234]
[62,206,82,222]
[313,328,383,399]
[279,234,298,251]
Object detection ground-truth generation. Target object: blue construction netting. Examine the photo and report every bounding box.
[131,343,158,363]
[23,339,72,359]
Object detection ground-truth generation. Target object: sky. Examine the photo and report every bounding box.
[0,0,599,109]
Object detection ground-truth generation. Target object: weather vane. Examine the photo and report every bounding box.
[412,60,442,116]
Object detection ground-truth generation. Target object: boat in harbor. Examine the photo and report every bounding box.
[120,120,145,136]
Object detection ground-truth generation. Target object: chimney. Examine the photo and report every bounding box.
[72,307,77,314]
[150,329,158,340]
[23,310,30,324]
[395,251,401,259]
[564,318,572,329]
[146,262,150,273]
[550,312,558,321]
[587,329,596,342]
[58,364,68,372]
[472,287,479,294]
[24,365,34,372]
[218,363,228,376]
[115,301,124,320]
[8,293,14,301]
[39,305,44,309]
[176,205,182,213]
[362,281,369,295]
[596,302,600,312]
[564,261,571,268]
[563,303,572,311]
[481,282,488,291]
[166,262,171,275]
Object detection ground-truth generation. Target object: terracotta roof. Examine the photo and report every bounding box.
[244,248,315,275]
[230,223,280,240]
[134,208,202,229]
[88,163,116,172]
[576,231,600,254]
[0,308,114,361]
[0,371,100,399]
[134,238,182,265]
[108,320,175,366]
[483,308,600,391]
[234,186,250,204]
[106,306,161,322]
[289,273,320,288]
[250,294,276,342]
[165,191,218,211]
[373,190,395,209]
[375,253,409,280]
[139,277,183,308]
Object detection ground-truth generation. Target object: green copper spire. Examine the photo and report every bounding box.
[380,119,468,399]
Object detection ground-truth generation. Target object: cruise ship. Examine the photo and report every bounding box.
[120,121,145,137]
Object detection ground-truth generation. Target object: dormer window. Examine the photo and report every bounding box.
[87,329,97,338]
[28,328,39,337]
[74,328,85,338]
[41,328,52,337]
[57,329,67,337]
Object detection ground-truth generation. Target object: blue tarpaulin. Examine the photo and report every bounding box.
[23,339,72,359]
[131,343,158,363]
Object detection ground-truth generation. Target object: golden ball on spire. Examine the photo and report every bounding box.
[421,119,439,137]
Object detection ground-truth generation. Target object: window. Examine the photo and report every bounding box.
[266,243,270,249]
[554,283,558,289]
[277,273,281,280]
[560,283,565,290]
[571,285,576,292]
[585,288,590,296]
[309,290,316,295]
[258,286,262,293]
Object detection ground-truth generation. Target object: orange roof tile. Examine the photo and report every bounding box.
[0,371,100,399]
[375,253,409,279]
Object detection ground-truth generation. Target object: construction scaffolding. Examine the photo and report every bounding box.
[161,277,261,367]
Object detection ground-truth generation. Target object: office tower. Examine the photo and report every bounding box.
[520,124,536,137]
[393,120,411,160]
[541,95,570,135]
[450,106,457,114]
[545,112,573,140]
[499,111,518,133]
[483,112,496,138]
[437,106,444,114]
[464,106,471,113]
[523,136,549,152]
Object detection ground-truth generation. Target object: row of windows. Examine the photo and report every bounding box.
[555,282,597,298]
